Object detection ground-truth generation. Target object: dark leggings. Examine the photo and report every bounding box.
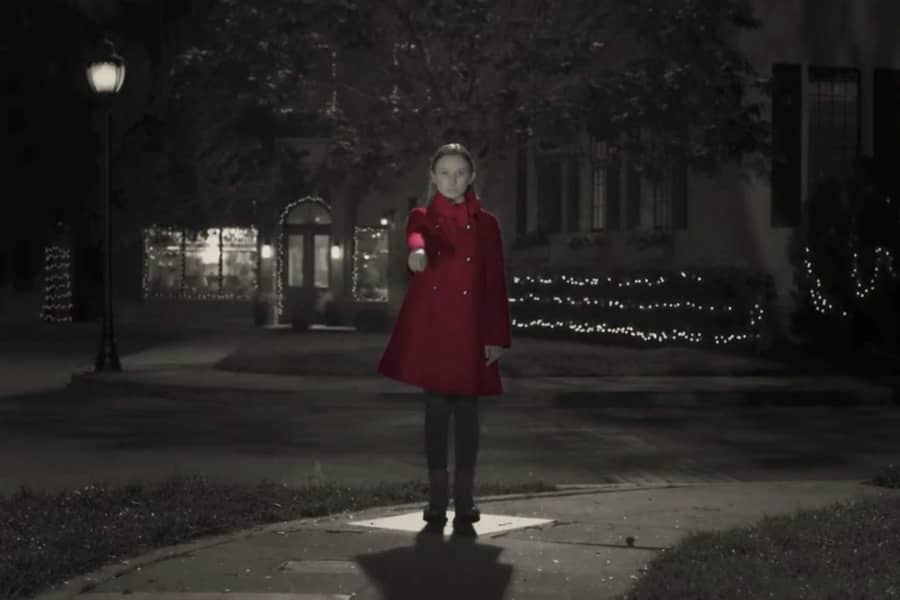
[424,392,480,470]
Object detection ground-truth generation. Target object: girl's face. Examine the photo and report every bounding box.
[431,154,474,203]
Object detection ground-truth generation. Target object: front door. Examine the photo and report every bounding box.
[285,225,331,325]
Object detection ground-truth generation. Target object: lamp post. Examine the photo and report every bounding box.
[86,39,126,372]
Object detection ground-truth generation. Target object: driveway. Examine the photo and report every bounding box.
[1,385,898,498]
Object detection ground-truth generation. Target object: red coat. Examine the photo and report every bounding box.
[377,191,512,395]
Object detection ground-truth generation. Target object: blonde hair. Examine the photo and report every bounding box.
[421,143,478,206]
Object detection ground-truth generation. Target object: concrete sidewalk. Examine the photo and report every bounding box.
[34,480,900,600]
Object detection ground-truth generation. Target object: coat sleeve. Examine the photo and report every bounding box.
[406,209,427,276]
[481,215,512,349]
[407,209,426,251]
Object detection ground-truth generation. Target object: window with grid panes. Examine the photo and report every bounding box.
[807,67,860,197]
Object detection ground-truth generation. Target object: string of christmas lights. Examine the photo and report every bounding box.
[40,245,73,322]
[274,196,332,322]
[514,272,707,288]
[801,244,896,318]
[509,271,769,346]
[851,246,895,300]
[511,317,759,345]
[511,294,737,314]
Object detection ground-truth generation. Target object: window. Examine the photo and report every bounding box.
[536,152,581,234]
[143,227,258,299]
[807,66,860,198]
[313,234,330,288]
[651,180,671,229]
[221,228,257,296]
[536,156,562,233]
[287,234,304,287]
[652,159,688,230]
[592,150,621,231]
[620,154,687,231]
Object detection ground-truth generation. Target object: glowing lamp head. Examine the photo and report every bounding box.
[86,40,126,95]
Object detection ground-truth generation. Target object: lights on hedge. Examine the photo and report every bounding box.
[851,246,895,300]
[512,293,736,314]
[513,272,705,288]
[511,318,759,345]
[509,271,767,346]
[802,245,896,317]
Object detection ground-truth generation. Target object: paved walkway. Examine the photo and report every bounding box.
[34,481,900,600]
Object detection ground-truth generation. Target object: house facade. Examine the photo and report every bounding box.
[138,0,900,337]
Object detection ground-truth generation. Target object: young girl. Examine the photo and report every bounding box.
[377,143,512,536]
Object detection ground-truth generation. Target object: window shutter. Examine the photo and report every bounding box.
[516,143,528,236]
[874,68,900,198]
[566,155,580,232]
[771,62,802,227]
[537,157,562,233]
[671,157,688,230]
[605,155,621,231]
[626,162,641,229]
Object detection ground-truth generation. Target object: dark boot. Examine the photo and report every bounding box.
[452,466,481,526]
[422,468,449,527]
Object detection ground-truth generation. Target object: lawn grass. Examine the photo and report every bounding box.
[0,474,558,599]
[615,463,900,600]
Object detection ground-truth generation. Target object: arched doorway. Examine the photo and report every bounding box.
[277,196,333,326]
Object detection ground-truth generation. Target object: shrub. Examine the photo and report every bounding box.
[790,158,900,352]
[509,266,776,348]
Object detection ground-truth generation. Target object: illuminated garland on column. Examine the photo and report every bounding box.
[180,230,187,298]
[352,226,389,302]
[218,227,224,295]
[509,271,768,345]
[40,245,73,322]
[142,229,151,300]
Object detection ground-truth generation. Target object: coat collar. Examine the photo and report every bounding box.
[429,190,482,221]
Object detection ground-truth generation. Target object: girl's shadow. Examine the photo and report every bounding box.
[353,525,514,599]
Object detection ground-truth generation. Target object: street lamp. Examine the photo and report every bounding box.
[86,39,126,372]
